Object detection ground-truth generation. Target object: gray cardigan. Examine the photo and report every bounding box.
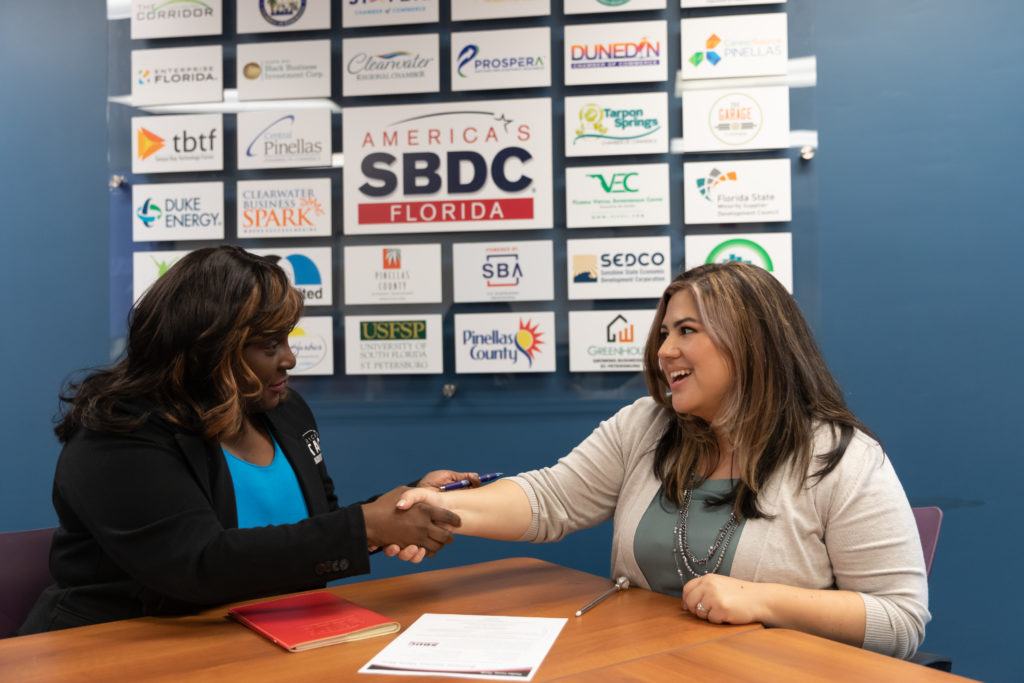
[510,397,929,659]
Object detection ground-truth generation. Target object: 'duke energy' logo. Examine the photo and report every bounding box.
[689,34,722,67]
[697,168,738,201]
[136,127,165,160]
[706,238,774,271]
[136,198,163,227]
[515,318,544,367]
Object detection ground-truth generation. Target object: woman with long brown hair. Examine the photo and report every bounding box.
[20,246,468,634]
[397,262,929,659]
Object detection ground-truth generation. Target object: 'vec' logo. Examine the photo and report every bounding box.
[588,172,638,194]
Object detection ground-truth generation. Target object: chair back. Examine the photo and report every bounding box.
[912,507,942,577]
[0,527,56,638]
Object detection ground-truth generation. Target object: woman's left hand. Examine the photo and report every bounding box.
[682,574,764,625]
[418,470,481,490]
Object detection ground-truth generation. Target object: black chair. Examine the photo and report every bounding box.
[0,526,56,638]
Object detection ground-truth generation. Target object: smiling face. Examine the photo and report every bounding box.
[657,289,734,424]
[241,331,296,413]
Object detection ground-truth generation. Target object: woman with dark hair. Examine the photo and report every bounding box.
[20,246,468,634]
[397,262,930,659]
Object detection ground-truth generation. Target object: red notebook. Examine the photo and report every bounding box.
[228,591,400,652]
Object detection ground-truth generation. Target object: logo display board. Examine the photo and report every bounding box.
[567,236,671,300]
[342,0,438,27]
[236,39,331,101]
[132,113,223,174]
[249,247,333,306]
[343,243,443,305]
[682,86,789,152]
[683,0,785,7]
[684,232,793,292]
[568,309,655,372]
[237,177,332,238]
[132,249,191,303]
[565,0,666,14]
[237,109,332,169]
[454,312,556,374]
[566,92,668,157]
[344,315,443,375]
[681,13,788,80]
[237,1,331,34]
[131,0,222,39]
[343,98,553,235]
[564,20,667,86]
[566,162,669,228]
[451,0,549,20]
[452,240,555,303]
[451,27,551,92]
[683,158,791,224]
[132,181,224,242]
[289,315,334,375]
[131,45,223,107]
[343,33,440,96]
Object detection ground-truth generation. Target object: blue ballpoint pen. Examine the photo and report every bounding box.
[439,472,504,491]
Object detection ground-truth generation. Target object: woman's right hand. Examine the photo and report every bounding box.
[361,486,460,557]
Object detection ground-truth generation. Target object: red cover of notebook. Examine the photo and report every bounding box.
[228,591,399,652]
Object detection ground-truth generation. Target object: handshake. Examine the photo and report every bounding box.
[360,470,477,564]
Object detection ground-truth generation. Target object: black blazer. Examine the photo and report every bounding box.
[20,391,374,634]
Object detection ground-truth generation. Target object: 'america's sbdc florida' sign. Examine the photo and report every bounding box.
[342,98,553,235]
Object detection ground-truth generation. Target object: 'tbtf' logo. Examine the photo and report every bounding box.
[587,172,638,194]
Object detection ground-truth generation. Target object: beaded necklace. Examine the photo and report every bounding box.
[671,476,740,584]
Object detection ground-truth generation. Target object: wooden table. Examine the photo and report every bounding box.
[0,558,968,682]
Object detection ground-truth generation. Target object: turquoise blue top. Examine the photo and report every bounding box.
[633,479,746,598]
[223,430,309,529]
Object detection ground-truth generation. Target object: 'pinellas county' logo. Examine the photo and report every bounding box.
[696,168,738,201]
[463,318,544,367]
[574,104,660,144]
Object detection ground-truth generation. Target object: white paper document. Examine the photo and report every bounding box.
[359,614,567,680]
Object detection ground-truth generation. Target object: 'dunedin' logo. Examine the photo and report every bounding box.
[705,238,774,271]
[697,168,738,201]
[574,104,661,144]
[570,36,661,71]
[261,0,305,25]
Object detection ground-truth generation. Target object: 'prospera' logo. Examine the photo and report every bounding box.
[574,104,660,144]
[690,34,723,68]
[706,238,774,271]
[697,168,738,201]
[136,198,162,227]
[570,36,661,70]
[457,44,545,78]
[261,0,306,25]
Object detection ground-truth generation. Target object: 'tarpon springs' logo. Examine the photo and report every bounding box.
[574,104,660,144]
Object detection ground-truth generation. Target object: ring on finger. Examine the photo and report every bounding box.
[696,601,708,615]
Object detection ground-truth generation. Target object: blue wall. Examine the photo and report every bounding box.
[2,2,1021,680]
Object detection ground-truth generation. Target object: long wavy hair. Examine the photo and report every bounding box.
[642,262,875,519]
[55,246,303,443]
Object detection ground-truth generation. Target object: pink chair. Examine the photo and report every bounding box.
[909,507,950,672]
[913,506,942,577]
[0,527,56,638]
